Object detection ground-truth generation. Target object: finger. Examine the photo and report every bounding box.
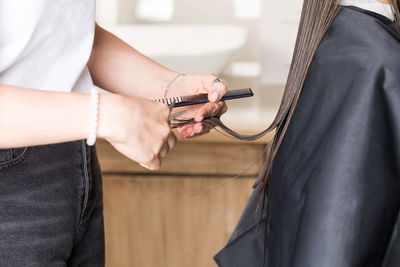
[182,123,203,137]
[199,123,213,134]
[185,126,195,137]
[167,132,177,150]
[185,126,196,138]
[178,125,190,138]
[208,81,227,103]
[195,102,224,122]
[178,125,198,138]
[217,102,228,117]
[158,102,172,120]
[140,158,161,170]
[176,125,196,138]
[178,121,207,138]
[194,124,212,137]
[184,124,212,138]
[158,141,169,159]
[193,123,203,134]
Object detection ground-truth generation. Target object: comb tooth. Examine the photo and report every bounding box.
[156,96,184,105]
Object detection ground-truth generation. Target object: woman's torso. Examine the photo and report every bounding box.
[0,0,95,93]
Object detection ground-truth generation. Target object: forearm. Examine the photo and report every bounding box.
[88,24,178,99]
[0,84,117,148]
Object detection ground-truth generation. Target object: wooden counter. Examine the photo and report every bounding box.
[97,135,268,267]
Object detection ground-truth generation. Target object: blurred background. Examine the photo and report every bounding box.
[96,0,303,130]
[95,0,303,266]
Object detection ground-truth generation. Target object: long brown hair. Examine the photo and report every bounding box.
[173,0,400,195]
[254,0,341,195]
[255,0,400,196]
[391,0,400,29]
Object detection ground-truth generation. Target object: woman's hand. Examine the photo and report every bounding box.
[98,95,176,170]
[167,74,228,138]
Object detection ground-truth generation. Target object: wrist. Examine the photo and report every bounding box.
[86,87,99,146]
[163,72,185,97]
[156,68,184,96]
[97,94,125,141]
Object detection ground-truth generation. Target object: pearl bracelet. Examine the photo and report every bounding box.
[86,87,99,146]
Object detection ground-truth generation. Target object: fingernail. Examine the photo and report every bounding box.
[196,116,204,122]
[210,91,219,102]
[196,125,203,133]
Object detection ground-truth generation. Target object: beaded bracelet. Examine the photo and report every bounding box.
[86,87,99,146]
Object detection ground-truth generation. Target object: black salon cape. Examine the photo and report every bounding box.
[215,6,400,267]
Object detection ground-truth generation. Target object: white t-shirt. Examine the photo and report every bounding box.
[0,0,95,93]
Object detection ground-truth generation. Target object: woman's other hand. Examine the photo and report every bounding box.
[168,74,228,138]
[98,95,176,170]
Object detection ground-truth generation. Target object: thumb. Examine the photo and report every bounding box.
[208,82,227,103]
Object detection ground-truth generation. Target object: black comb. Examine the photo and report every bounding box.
[155,88,254,107]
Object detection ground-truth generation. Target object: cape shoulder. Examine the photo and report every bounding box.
[315,6,400,81]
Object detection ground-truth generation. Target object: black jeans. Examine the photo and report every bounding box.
[0,140,104,267]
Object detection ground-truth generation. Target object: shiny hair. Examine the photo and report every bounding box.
[391,0,400,29]
[175,0,400,196]
[254,0,400,196]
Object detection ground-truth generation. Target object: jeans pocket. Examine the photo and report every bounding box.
[0,147,29,168]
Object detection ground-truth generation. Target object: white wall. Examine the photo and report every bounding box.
[116,0,261,64]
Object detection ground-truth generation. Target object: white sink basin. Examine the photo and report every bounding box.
[104,24,247,75]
